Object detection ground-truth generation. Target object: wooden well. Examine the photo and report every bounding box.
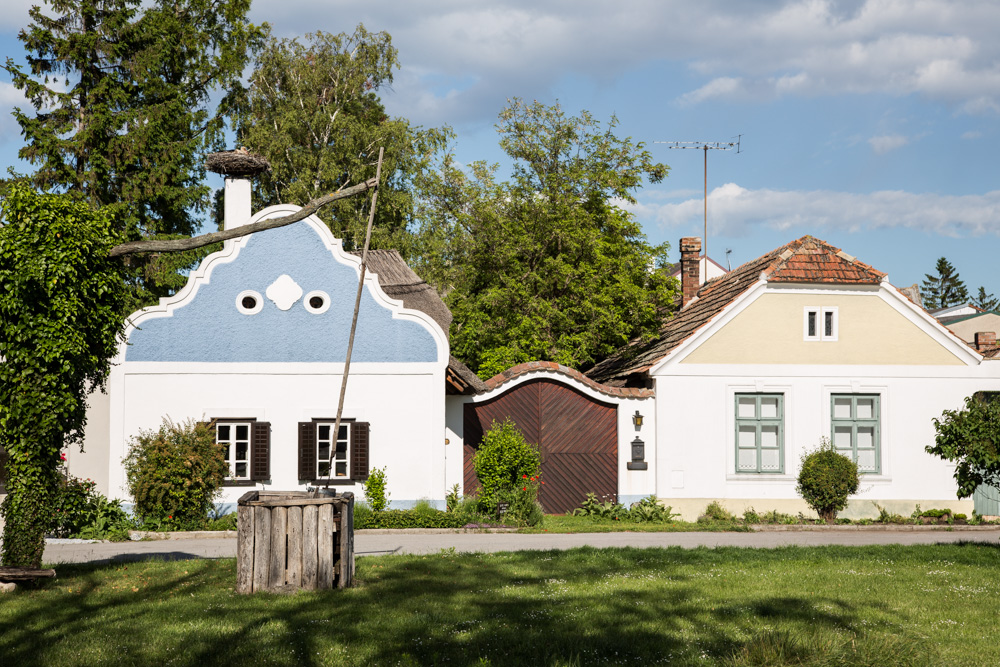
[236,490,354,594]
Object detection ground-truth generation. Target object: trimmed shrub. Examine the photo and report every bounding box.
[473,419,542,513]
[354,508,470,529]
[363,466,390,512]
[123,419,228,528]
[796,439,860,523]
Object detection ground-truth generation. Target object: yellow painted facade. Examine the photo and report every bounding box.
[681,291,966,365]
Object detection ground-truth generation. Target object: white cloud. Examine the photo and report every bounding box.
[632,183,1000,237]
[868,134,909,154]
[961,130,983,139]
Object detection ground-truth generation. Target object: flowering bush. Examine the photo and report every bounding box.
[124,418,227,528]
[473,419,541,516]
[497,474,544,527]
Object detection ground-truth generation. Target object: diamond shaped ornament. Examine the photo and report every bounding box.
[265,274,303,311]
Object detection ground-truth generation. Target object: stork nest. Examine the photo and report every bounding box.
[205,149,270,177]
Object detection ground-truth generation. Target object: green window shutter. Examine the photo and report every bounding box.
[735,393,784,474]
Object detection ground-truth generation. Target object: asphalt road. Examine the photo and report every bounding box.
[42,527,1000,565]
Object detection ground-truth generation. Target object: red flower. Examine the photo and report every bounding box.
[522,474,528,479]
[522,487,527,491]
[60,453,66,461]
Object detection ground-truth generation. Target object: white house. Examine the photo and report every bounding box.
[68,192,467,509]
[587,236,1000,520]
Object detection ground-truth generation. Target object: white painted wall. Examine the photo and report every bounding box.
[653,367,1000,519]
[71,361,448,508]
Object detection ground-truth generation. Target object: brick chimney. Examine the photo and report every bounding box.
[680,237,702,308]
[975,331,996,352]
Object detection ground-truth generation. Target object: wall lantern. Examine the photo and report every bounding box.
[632,410,644,431]
[627,436,647,470]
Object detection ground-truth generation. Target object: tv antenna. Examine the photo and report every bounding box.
[655,136,741,283]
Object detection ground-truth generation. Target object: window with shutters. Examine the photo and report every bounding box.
[212,419,270,485]
[831,394,880,474]
[735,393,784,473]
[298,419,370,483]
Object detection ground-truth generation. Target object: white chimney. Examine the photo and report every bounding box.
[224,176,252,231]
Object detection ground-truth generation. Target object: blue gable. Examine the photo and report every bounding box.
[126,219,440,363]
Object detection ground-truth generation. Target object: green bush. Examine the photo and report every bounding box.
[49,475,133,540]
[627,496,678,523]
[698,500,735,523]
[354,508,471,529]
[445,484,461,512]
[123,419,228,528]
[573,492,628,520]
[363,466,390,512]
[796,439,860,523]
[497,475,544,527]
[473,419,541,514]
[572,494,676,523]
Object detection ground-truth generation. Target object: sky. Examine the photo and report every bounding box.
[1,0,998,297]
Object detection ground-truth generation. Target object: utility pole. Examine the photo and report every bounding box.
[656,137,740,283]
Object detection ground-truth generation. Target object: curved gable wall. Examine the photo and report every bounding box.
[126,217,439,363]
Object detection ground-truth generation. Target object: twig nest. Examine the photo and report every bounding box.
[205,149,270,177]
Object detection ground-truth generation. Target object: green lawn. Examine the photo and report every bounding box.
[525,514,750,533]
[2,544,998,666]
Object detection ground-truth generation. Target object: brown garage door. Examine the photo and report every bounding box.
[464,378,617,514]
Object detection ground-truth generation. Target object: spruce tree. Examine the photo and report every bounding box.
[5,0,265,298]
[972,286,999,312]
[921,257,969,310]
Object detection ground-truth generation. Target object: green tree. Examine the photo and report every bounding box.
[413,99,676,378]
[5,0,265,298]
[795,439,860,523]
[236,26,449,253]
[921,257,969,310]
[972,286,998,312]
[0,185,134,567]
[927,393,1000,498]
[473,419,542,512]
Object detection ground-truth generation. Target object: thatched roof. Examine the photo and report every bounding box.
[350,249,486,394]
[351,249,452,337]
[205,149,270,177]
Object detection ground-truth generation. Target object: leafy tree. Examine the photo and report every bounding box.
[413,99,676,377]
[972,286,998,312]
[921,257,969,310]
[0,185,134,567]
[4,0,265,298]
[236,26,449,253]
[927,393,1000,498]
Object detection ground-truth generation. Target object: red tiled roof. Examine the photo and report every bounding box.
[586,236,886,385]
[484,361,654,398]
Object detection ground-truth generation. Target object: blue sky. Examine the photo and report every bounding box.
[2,0,998,297]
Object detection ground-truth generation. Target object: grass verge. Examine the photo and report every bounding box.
[2,543,998,665]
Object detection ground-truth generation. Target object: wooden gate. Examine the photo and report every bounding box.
[464,378,617,514]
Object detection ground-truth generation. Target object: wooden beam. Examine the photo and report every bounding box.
[0,567,56,581]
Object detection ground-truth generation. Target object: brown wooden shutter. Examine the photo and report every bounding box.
[251,422,270,481]
[298,421,317,481]
[351,422,370,481]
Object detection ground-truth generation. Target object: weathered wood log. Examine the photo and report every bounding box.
[252,506,271,593]
[0,567,56,581]
[235,504,255,594]
[338,492,354,588]
[108,178,378,257]
[286,506,303,588]
[267,506,287,592]
[301,504,318,590]
[317,504,334,589]
[246,497,342,508]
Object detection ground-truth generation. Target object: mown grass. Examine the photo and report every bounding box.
[2,543,998,666]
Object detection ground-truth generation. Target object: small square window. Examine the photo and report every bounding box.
[804,307,838,341]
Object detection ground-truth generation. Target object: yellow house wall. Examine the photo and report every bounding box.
[681,292,966,365]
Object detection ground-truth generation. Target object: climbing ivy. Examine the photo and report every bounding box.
[0,185,133,567]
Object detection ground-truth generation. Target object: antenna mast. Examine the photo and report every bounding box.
[655,136,740,283]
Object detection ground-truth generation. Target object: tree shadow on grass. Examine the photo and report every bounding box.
[0,545,951,666]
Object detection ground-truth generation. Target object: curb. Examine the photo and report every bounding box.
[128,530,237,541]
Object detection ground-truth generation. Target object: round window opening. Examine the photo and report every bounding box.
[242,295,258,310]
[236,289,264,315]
[303,290,331,314]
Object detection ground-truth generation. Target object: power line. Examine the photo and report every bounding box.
[654,136,741,283]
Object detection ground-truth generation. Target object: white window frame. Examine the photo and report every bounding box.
[804,306,838,341]
[316,421,352,480]
[217,421,252,480]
